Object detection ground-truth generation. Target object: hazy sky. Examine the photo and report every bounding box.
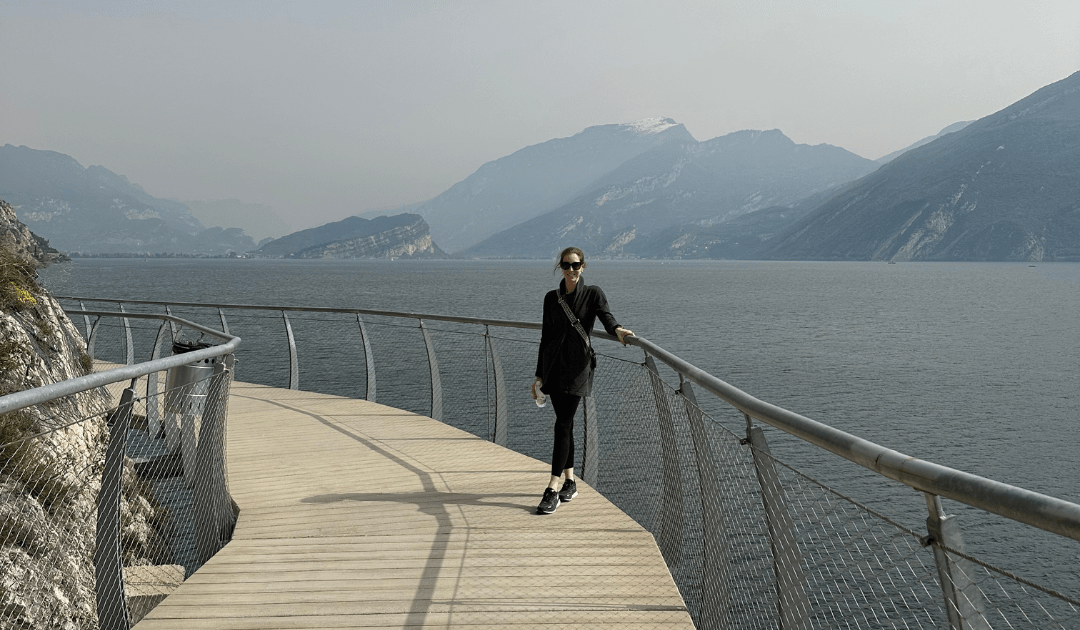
[3,1,1079,231]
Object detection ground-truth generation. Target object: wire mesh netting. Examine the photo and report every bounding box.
[36,298,1080,629]
[1,311,236,629]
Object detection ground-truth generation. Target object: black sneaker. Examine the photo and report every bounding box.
[537,488,560,514]
[559,479,578,502]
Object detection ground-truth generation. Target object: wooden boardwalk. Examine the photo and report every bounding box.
[132,381,695,629]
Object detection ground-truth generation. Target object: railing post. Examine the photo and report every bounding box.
[419,319,443,422]
[282,310,298,390]
[356,315,376,402]
[924,494,990,630]
[87,315,101,361]
[217,308,230,335]
[79,300,92,340]
[164,305,179,336]
[644,354,683,567]
[119,303,134,365]
[195,362,236,565]
[581,395,599,486]
[486,326,508,447]
[95,380,136,630]
[679,381,731,630]
[746,419,810,630]
[146,320,171,438]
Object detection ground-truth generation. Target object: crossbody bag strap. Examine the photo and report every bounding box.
[557,292,591,349]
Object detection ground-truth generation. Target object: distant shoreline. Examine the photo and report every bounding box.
[65,252,245,259]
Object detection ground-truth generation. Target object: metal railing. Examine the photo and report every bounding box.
[54,296,1080,629]
[0,311,239,629]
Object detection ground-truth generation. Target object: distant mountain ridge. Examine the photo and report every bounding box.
[180,198,292,242]
[412,118,696,253]
[465,128,879,258]
[875,121,972,164]
[254,214,445,258]
[768,70,1080,261]
[0,144,256,254]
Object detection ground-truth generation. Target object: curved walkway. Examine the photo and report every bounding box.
[133,381,694,629]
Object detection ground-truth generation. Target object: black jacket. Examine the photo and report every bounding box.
[535,280,621,397]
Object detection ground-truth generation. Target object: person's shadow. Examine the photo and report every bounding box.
[299,489,554,625]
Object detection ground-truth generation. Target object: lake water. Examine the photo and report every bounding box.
[39,257,1080,596]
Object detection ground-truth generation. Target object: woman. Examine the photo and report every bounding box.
[531,246,633,514]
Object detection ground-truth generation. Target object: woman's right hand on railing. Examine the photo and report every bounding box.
[531,378,543,400]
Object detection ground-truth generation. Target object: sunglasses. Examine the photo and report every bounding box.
[559,261,583,270]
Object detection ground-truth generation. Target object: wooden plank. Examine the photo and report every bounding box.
[134,610,693,629]
[132,382,694,629]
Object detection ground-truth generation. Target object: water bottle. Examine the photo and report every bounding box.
[533,380,547,408]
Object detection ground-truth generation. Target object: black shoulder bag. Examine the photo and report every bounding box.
[557,292,597,369]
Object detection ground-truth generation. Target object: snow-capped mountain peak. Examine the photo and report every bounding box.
[621,117,679,135]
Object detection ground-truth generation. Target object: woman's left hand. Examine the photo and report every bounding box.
[615,327,634,346]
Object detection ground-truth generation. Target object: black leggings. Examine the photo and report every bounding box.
[550,392,582,477]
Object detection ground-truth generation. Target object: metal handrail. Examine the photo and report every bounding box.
[0,311,240,415]
[52,297,1080,543]
[57,295,544,331]
[632,336,1080,543]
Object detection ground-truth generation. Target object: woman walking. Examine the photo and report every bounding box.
[531,246,633,514]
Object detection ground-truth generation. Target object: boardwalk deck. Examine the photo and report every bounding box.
[132,381,695,629]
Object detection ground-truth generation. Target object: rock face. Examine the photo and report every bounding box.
[0,145,256,255]
[0,198,65,267]
[1,197,167,628]
[767,70,1080,261]
[255,213,447,258]
[465,129,878,258]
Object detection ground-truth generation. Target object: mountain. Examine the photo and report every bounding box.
[635,189,842,260]
[412,118,696,253]
[875,121,973,164]
[253,214,446,258]
[464,129,878,258]
[180,198,292,242]
[768,70,1080,262]
[0,145,255,254]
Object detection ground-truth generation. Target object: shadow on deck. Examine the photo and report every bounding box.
[132,381,694,629]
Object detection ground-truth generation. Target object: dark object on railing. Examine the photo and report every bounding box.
[172,338,213,354]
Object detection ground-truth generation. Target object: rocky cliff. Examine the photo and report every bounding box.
[1,197,166,628]
[256,213,446,259]
[295,218,443,259]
